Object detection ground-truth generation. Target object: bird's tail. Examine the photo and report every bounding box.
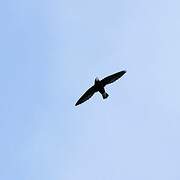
[102,92,109,99]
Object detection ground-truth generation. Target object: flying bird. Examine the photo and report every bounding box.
[75,70,126,106]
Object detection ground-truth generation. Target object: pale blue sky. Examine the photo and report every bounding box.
[1,0,180,179]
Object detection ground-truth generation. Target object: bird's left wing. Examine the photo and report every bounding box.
[101,71,126,86]
[75,85,97,106]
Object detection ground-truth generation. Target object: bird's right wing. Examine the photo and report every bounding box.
[101,71,126,86]
[75,85,97,106]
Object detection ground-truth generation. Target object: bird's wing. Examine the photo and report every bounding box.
[75,85,97,106]
[101,71,126,86]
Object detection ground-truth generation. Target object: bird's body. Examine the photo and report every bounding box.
[75,70,126,106]
[94,78,109,99]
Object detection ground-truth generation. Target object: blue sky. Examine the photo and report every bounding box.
[1,0,180,179]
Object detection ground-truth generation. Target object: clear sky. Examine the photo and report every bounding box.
[1,0,180,179]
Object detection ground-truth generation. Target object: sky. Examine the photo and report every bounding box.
[1,0,180,179]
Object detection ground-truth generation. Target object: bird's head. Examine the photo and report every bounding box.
[95,77,99,83]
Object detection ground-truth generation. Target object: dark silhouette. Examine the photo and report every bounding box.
[75,70,126,106]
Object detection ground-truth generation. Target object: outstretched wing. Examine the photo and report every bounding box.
[101,71,126,86]
[75,86,97,106]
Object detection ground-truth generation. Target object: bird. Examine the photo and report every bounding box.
[75,70,126,106]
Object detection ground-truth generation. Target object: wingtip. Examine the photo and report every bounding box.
[75,102,80,106]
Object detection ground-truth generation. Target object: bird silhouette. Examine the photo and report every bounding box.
[75,70,126,106]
